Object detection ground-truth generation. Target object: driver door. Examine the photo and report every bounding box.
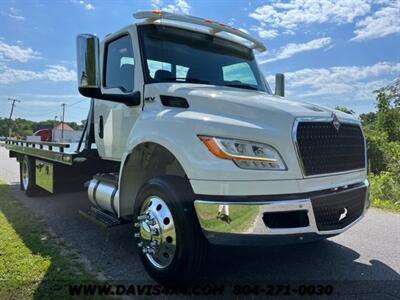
[94,33,140,160]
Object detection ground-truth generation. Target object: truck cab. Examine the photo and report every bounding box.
[74,10,369,282]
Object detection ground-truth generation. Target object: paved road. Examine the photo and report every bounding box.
[0,145,399,299]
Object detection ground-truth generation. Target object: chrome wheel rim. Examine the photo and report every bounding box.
[134,196,176,269]
[21,159,29,190]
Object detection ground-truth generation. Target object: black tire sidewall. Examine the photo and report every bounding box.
[21,155,39,197]
[133,176,207,284]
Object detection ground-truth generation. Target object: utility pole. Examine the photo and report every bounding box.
[61,103,66,141]
[7,98,21,138]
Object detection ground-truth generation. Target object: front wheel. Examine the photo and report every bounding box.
[133,176,208,284]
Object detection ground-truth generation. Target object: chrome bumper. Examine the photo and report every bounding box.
[194,180,369,245]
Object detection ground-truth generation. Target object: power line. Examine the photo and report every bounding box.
[68,99,86,107]
[14,99,86,116]
[5,96,89,125]
[13,106,63,118]
[12,98,87,118]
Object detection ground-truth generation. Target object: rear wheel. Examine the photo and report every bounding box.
[20,155,40,197]
[133,176,208,284]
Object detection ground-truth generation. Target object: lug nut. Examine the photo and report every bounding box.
[150,228,159,235]
[137,214,150,221]
[134,222,140,228]
[146,219,156,226]
[137,242,143,248]
[134,233,140,238]
[142,247,154,254]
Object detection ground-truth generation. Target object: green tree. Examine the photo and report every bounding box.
[0,117,83,138]
[32,120,57,132]
[334,105,355,115]
[366,79,400,210]
[374,79,400,141]
[359,112,376,129]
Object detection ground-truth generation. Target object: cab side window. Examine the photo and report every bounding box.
[104,35,134,92]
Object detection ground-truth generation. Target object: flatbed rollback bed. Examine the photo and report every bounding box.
[5,103,119,195]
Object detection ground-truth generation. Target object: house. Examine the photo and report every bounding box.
[52,123,82,142]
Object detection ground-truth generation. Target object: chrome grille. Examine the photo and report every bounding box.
[295,121,365,176]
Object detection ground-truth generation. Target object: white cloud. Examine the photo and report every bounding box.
[252,26,278,39]
[249,0,371,38]
[78,0,95,10]
[0,41,41,62]
[260,37,332,64]
[351,3,400,41]
[0,64,76,84]
[175,0,190,14]
[266,62,400,102]
[8,7,24,21]
[42,65,77,82]
[84,3,95,10]
[8,13,25,20]
[227,17,236,26]
[151,0,163,8]
[156,0,191,14]
[16,93,83,100]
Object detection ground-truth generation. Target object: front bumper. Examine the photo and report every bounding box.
[194,180,369,246]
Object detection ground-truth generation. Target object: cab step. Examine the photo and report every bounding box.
[79,206,124,228]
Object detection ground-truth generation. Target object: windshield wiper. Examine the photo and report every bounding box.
[223,83,258,90]
[162,77,211,84]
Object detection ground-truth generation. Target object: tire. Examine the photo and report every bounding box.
[133,176,208,284]
[20,155,40,197]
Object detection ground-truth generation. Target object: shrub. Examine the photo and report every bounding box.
[369,172,399,203]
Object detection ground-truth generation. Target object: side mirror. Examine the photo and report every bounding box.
[77,34,100,96]
[275,73,285,97]
[76,34,140,106]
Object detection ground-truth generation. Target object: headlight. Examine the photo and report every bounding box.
[198,136,287,170]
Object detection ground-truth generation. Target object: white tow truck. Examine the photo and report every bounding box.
[6,10,369,282]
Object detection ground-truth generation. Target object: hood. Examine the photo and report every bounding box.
[143,83,361,181]
[150,83,358,125]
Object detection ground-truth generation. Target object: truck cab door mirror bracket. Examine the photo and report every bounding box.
[78,88,141,106]
[275,73,285,97]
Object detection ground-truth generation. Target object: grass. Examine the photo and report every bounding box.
[371,198,400,213]
[0,180,104,299]
[369,173,400,213]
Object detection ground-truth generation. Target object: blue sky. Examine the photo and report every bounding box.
[0,0,399,123]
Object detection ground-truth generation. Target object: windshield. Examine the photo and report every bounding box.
[138,25,269,92]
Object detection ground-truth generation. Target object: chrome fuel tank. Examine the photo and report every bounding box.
[88,178,119,215]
